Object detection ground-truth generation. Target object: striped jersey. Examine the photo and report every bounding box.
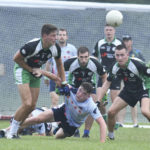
[107,58,150,93]
[92,38,122,71]
[19,38,61,68]
[64,56,106,88]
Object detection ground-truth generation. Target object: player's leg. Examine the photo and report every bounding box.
[131,105,138,127]
[55,128,66,139]
[141,97,150,121]
[49,80,59,108]
[21,109,55,128]
[7,67,40,139]
[110,79,123,129]
[97,87,107,122]
[116,107,126,127]
[97,78,108,122]
[8,84,35,138]
[108,96,128,139]
[82,93,97,138]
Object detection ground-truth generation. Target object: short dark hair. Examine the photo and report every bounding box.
[81,82,93,94]
[77,46,89,56]
[122,35,132,41]
[59,28,67,33]
[105,24,115,28]
[41,24,57,36]
[115,44,127,51]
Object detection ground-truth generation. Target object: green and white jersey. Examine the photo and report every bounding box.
[64,56,106,89]
[107,58,150,93]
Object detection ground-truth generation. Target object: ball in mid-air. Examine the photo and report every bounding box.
[106,10,123,27]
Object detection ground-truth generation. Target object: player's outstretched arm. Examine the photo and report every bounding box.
[96,116,107,143]
[32,69,62,86]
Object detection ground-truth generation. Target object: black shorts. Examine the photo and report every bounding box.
[119,88,149,107]
[97,77,121,90]
[52,104,77,137]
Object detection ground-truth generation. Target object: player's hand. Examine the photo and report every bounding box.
[32,68,42,78]
[56,85,70,96]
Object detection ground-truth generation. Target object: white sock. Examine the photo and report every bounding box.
[9,119,21,135]
[108,132,114,139]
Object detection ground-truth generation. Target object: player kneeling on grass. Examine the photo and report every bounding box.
[0,107,54,138]
[20,73,107,143]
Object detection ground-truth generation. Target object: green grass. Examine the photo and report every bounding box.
[0,121,150,150]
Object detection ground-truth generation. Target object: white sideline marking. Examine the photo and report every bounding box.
[123,124,150,128]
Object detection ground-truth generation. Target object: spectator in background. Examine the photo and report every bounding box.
[44,28,77,108]
[117,35,145,128]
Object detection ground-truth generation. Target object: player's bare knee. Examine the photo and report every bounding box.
[23,102,35,111]
[108,109,116,118]
[141,109,149,118]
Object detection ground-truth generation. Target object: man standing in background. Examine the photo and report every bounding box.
[44,28,77,108]
[92,24,122,129]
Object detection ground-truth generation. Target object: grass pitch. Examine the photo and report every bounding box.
[0,121,150,150]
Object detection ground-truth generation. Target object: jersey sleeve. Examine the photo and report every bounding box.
[64,59,71,71]
[88,100,102,120]
[138,61,150,77]
[54,43,61,59]
[20,43,35,57]
[107,68,115,82]
[91,57,106,76]
[64,57,76,71]
[92,41,99,57]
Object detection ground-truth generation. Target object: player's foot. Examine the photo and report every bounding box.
[74,129,80,137]
[82,133,89,138]
[108,132,115,140]
[7,134,20,139]
[0,130,5,138]
[133,124,139,128]
[108,136,115,140]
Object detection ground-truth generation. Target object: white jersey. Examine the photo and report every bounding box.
[48,43,77,80]
[65,91,101,127]
[30,109,46,134]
